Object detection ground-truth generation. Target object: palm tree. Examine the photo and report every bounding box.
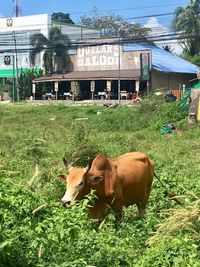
[172,0,200,56]
[162,45,174,53]
[30,27,72,75]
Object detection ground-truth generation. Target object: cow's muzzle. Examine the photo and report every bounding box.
[61,200,71,207]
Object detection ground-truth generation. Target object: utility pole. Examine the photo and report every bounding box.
[13,0,21,17]
[118,38,121,105]
[13,31,19,101]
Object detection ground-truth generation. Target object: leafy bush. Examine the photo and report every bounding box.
[63,122,102,166]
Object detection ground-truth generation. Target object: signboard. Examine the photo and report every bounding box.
[140,53,150,81]
[32,83,36,94]
[7,18,13,27]
[106,81,111,91]
[73,44,141,72]
[91,81,95,92]
[135,80,140,92]
[54,82,59,91]
[4,56,11,65]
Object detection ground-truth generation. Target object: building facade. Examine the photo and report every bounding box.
[0,14,100,100]
[33,41,151,101]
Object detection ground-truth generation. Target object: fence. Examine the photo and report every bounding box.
[170,89,184,99]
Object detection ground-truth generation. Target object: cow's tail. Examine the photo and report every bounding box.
[154,172,182,206]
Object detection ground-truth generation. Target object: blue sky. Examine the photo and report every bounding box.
[1,0,189,26]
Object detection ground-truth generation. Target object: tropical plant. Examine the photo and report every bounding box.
[172,0,200,57]
[0,84,3,98]
[162,45,174,53]
[30,27,72,75]
[71,81,81,100]
[18,68,43,100]
[80,6,151,40]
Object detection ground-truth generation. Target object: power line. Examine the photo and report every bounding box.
[69,2,187,16]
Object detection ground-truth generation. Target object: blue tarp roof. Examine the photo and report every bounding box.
[123,44,199,74]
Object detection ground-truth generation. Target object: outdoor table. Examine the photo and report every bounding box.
[98,92,107,100]
[63,92,72,100]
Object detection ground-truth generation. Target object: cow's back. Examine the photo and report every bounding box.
[111,152,154,206]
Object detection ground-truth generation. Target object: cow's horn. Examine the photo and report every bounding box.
[63,157,72,169]
[85,157,93,173]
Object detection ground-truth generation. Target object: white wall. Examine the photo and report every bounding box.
[0,14,51,70]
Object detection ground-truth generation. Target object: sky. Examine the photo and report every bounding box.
[1,0,190,54]
[1,0,189,24]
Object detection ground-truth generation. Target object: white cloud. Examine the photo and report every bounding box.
[144,17,182,55]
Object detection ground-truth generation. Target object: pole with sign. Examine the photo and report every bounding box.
[12,56,15,102]
[55,81,59,100]
[4,55,15,101]
[107,80,111,100]
[91,80,95,100]
[135,80,140,95]
[32,83,36,100]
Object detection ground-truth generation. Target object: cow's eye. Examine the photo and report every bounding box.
[78,181,84,187]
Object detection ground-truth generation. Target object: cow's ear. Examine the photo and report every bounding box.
[58,174,67,181]
[88,176,104,185]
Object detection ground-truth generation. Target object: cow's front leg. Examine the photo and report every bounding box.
[136,201,147,219]
[110,199,123,228]
[89,202,107,230]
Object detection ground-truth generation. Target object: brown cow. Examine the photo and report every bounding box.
[59,151,156,225]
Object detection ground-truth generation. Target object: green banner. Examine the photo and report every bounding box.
[140,53,150,81]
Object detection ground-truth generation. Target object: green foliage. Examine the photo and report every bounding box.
[64,122,102,166]
[137,235,200,267]
[18,68,43,99]
[71,81,81,100]
[0,98,199,266]
[0,84,3,97]
[182,52,200,67]
[80,6,151,40]
[51,12,75,24]
[172,0,200,61]
[162,45,174,53]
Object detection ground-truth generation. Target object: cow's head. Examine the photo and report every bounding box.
[59,157,104,207]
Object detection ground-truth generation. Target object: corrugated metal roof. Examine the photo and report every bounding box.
[123,44,199,74]
[34,69,140,83]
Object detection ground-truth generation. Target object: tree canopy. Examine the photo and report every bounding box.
[51,12,75,24]
[80,7,151,42]
[172,0,200,66]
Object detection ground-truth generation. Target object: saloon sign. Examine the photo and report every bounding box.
[75,44,143,72]
[77,45,120,69]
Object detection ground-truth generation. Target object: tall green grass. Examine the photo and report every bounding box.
[0,99,199,266]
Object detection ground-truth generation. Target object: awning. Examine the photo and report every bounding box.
[33,69,140,83]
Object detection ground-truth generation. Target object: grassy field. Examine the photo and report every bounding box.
[0,98,200,267]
